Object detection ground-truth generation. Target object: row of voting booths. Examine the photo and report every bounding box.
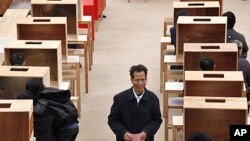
[160,0,249,141]
[0,0,97,140]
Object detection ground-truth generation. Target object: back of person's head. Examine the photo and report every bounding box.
[222,11,236,29]
[200,58,214,71]
[25,78,45,98]
[129,64,148,79]
[229,40,243,57]
[9,52,24,65]
[176,10,190,18]
[0,88,14,99]
[188,132,212,141]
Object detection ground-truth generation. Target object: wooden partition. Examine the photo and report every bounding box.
[176,16,226,60]
[180,0,223,15]
[184,43,238,71]
[185,71,244,97]
[173,1,220,26]
[16,17,67,57]
[31,0,78,34]
[0,100,33,141]
[0,66,50,97]
[184,96,247,141]
[4,40,62,87]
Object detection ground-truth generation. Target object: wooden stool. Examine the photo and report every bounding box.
[160,37,171,92]
[68,34,89,93]
[163,17,173,36]
[79,16,94,69]
[172,115,183,141]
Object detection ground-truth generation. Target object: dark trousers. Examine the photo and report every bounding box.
[57,127,79,141]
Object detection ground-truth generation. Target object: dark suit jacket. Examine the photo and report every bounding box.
[108,87,162,141]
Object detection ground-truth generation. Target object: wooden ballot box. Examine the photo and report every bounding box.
[173,1,220,26]
[31,0,78,35]
[0,100,34,141]
[16,17,68,57]
[185,71,244,97]
[184,96,247,141]
[180,0,223,15]
[0,66,50,97]
[184,43,238,71]
[4,40,62,87]
[176,16,226,60]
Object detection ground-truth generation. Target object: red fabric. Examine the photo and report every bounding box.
[79,0,95,40]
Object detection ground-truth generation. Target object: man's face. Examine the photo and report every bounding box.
[131,71,147,94]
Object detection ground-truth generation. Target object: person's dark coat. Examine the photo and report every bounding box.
[108,87,162,141]
[34,88,78,141]
[35,88,78,128]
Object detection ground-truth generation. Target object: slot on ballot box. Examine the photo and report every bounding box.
[184,71,244,97]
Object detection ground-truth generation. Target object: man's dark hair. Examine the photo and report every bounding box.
[9,52,24,65]
[188,132,212,141]
[223,11,236,29]
[25,78,45,100]
[200,58,214,71]
[176,9,190,17]
[129,64,148,79]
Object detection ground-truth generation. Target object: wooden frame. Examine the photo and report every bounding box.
[180,0,223,15]
[4,40,62,87]
[16,17,68,57]
[0,100,33,141]
[176,16,227,60]
[184,96,247,141]
[184,43,238,71]
[173,1,220,27]
[0,66,50,98]
[31,0,78,35]
[185,71,244,97]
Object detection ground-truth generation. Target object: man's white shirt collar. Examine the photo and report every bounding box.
[133,88,145,103]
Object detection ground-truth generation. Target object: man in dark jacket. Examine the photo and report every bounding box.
[108,64,162,141]
[17,78,79,141]
[36,88,79,141]
[223,11,249,59]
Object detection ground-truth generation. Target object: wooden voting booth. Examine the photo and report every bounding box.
[16,17,68,57]
[0,66,50,97]
[31,0,78,35]
[176,16,227,60]
[184,71,244,97]
[180,0,223,15]
[4,40,62,87]
[184,96,247,141]
[184,43,238,71]
[173,1,220,26]
[0,100,33,141]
